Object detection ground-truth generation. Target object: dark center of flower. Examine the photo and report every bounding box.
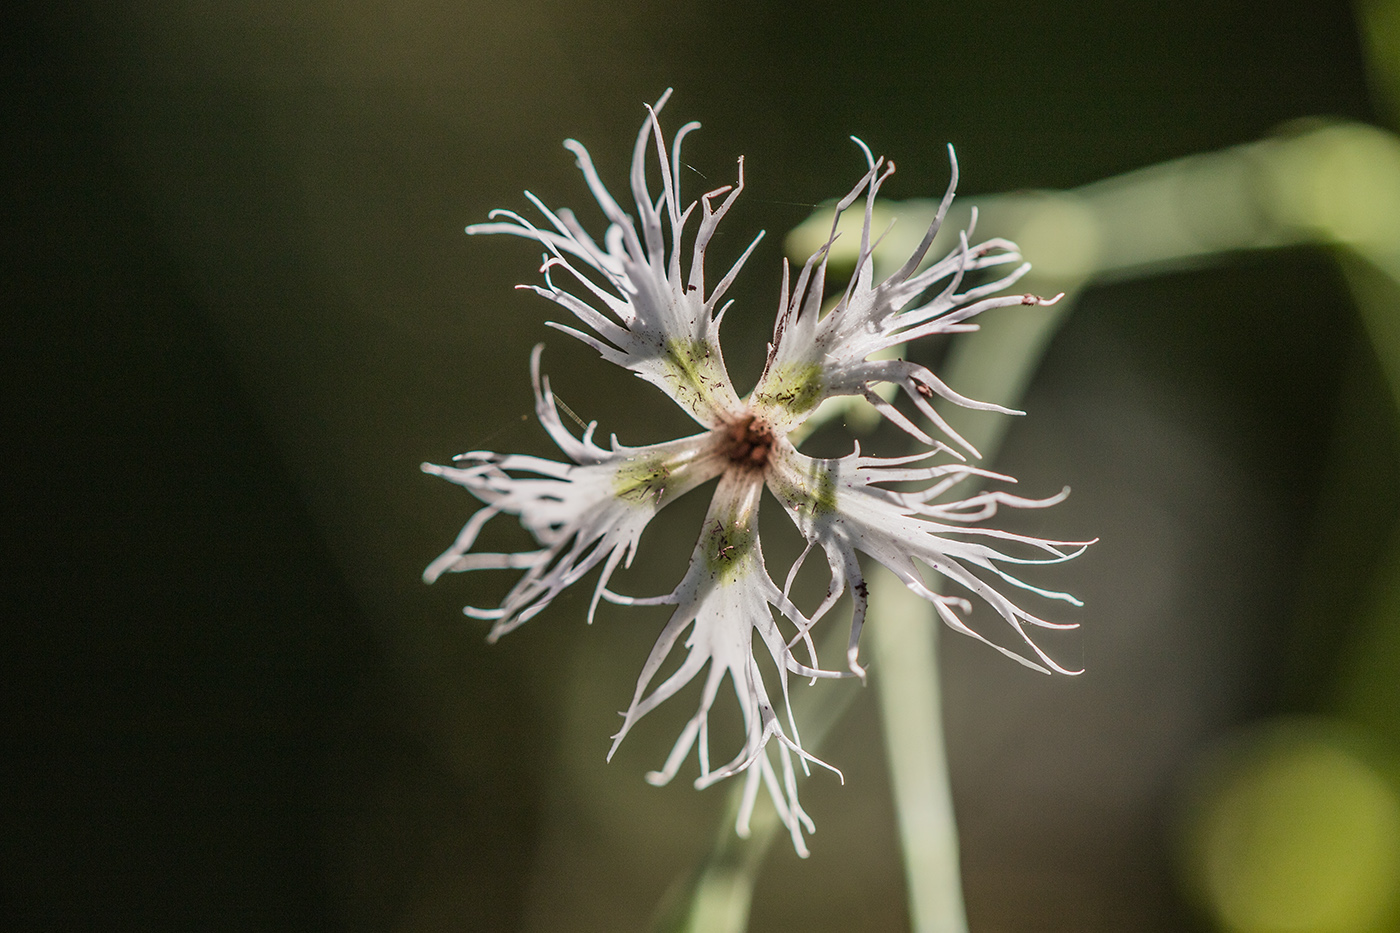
[721,413,775,470]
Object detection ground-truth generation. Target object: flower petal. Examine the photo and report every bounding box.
[767,440,1092,676]
[467,91,762,427]
[750,144,1061,451]
[605,471,846,857]
[422,347,727,639]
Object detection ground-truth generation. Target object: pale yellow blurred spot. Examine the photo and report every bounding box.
[1182,719,1400,933]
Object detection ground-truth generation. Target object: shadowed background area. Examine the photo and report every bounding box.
[4,1,1393,931]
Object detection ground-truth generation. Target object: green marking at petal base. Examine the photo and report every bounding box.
[612,454,671,505]
[807,466,839,517]
[753,362,825,417]
[663,337,725,409]
[772,461,839,523]
[705,521,757,584]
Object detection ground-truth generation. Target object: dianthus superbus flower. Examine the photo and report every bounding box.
[424,90,1089,856]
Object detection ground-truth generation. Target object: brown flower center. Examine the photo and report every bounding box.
[720,413,774,471]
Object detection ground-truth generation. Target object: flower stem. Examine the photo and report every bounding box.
[870,578,967,933]
[870,290,1077,933]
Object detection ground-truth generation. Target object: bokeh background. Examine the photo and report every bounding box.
[6,1,1397,931]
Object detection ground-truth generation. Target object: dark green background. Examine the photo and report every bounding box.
[3,1,1387,930]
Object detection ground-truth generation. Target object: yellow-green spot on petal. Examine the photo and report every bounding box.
[807,466,839,517]
[613,455,670,506]
[705,520,756,584]
[753,362,825,418]
[767,462,839,531]
[662,338,725,410]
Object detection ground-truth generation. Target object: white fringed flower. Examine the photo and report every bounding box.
[424,90,1090,855]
